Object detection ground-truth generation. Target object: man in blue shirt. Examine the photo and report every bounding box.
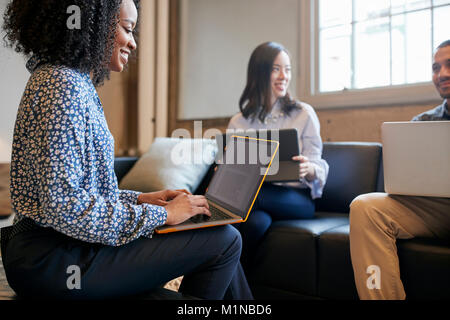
[349,40,450,300]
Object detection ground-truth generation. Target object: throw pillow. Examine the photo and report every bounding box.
[119,138,217,193]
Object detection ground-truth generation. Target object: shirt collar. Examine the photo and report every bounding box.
[25,54,91,82]
[268,99,283,114]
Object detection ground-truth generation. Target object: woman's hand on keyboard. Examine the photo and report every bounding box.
[164,194,211,225]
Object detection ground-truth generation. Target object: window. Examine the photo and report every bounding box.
[299,0,449,108]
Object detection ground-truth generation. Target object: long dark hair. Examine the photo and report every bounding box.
[2,0,140,87]
[239,42,300,123]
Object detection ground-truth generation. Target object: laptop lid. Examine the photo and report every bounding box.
[217,128,299,181]
[381,121,450,198]
[206,135,279,220]
[217,128,299,161]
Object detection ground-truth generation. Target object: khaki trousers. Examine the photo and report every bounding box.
[349,193,450,300]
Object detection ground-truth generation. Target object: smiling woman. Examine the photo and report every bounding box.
[227,42,329,269]
[0,0,253,300]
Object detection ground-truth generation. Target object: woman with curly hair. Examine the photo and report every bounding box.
[1,0,252,300]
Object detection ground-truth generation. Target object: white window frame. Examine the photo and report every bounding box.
[298,0,442,109]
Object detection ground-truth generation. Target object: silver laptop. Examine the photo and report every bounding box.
[381,121,450,198]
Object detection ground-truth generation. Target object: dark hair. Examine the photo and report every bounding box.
[2,0,140,87]
[239,42,300,123]
[437,39,450,50]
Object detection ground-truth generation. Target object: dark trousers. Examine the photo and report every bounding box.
[235,183,315,268]
[1,221,253,300]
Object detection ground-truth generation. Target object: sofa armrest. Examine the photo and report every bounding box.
[376,151,385,192]
[114,157,139,184]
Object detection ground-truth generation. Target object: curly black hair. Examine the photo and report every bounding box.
[2,0,140,87]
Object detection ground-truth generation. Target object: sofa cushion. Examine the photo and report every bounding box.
[316,142,382,213]
[248,212,349,298]
[317,224,358,300]
[398,238,450,300]
[318,226,450,300]
[119,138,217,193]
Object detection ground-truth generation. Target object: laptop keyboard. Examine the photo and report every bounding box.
[190,206,233,224]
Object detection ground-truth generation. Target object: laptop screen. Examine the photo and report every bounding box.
[206,136,278,218]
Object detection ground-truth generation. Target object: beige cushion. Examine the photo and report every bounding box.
[119,138,217,193]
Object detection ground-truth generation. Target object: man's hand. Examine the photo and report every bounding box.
[292,155,316,182]
[137,189,191,206]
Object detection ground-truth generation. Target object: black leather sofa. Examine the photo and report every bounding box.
[115,141,450,300]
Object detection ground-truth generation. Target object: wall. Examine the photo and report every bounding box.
[97,68,136,156]
[316,102,440,143]
[175,101,439,143]
[0,0,29,163]
[177,0,300,120]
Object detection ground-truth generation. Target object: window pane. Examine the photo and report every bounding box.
[433,0,450,6]
[319,0,352,28]
[316,0,449,93]
[391,0,431,15]
[354,0,390,21]
[391,15,406,85]
[392,10,432,85]
[354,18,391,89]
[433,5,450,49]
[319,26,352,92]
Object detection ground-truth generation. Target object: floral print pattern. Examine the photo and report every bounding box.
[10,56,167,246]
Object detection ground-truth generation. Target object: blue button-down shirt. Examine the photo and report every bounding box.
[10,57,167,246]
[412,100,449,121]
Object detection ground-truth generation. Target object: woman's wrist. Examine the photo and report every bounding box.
[305,165,316,182]
[137,193,144,205]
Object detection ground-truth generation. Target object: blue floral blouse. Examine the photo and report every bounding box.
[10,56,167,246]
